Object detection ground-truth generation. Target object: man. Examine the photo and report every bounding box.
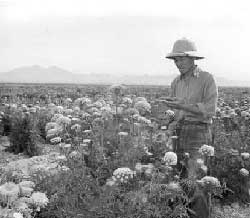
[162,38,218,178]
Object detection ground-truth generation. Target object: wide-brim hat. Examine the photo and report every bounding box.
[166,38,204,60]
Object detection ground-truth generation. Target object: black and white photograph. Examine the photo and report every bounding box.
[0,0,250,217]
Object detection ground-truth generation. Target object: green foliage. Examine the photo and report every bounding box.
[35,109,53,140]
[210,152,250,204]
[34,166,189,218]
[8,111,40,156]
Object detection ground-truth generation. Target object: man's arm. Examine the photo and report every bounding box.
[166,74,218,118]
[195,74,218,118]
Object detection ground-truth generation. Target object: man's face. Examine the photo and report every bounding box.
[174,56,195,75]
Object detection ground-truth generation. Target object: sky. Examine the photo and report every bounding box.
[0,0,250,80]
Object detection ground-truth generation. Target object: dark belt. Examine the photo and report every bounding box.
[178,120,210,126]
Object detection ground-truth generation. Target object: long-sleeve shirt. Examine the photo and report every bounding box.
[170,66,218,124]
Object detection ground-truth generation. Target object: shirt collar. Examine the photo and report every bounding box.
[179,65,200,80]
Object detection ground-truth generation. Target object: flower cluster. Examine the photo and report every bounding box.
[0,181,49,216]
[198,176,221,188]
[0,182,20,204]
[163,152,178,166]
[74,97,92,105]
[112,167,136,184]
[241,152,250,160]
[109,84,126,96]
[165,109,175,120]
[239,168,249,177]
[134,100,151,114]
[30,192,49,210]
[196,158,208,174]
[198,144,215,156]
[135,163,154,176]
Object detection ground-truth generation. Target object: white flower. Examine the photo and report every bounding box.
[29,107,37,113]
[55,106,64,113]
[138,116,151,125]
[57,155,67,161]
[240,168,249,176]
[0,182,20,204]
[83,130,92,134]
[48,103,56,108]
[71,117,80,122]
[241,111,249,117]
[74,97,91,105]
[64,108,73,115]
[109,84,126,95]
[113,167,135,183]
[198,144,215,156]
[163,152,178,166]
[13,200,30,213]
[118,131,128,136]
[71,123,81,132]
[93,101,103,108]
[241,152,250,160]
[45,122,59,132]
[124,108,139,116]
[56,116,71,126]
[61,166,70,171]
[31,192,49,208]
[47,127,62,136]
[167,182,181,191]
[198,176,220,188]
[122,97,132,105]
[134,97,147,103]
[13,212,24,218]
[134,101,151,113]
[63,144,71,149]
[196,158,204,166]
[69,151,81,159]
[73,106,81,112]
[106,178,116,186]
[135,163,143,172]
[65,98,72,103]
[201,165,208,173]
[18,181,35,188]
[51,113,64,122]
[165,109,175,119]
[83,139,91,144]
[19,186,33,197]
[50,137,61,144]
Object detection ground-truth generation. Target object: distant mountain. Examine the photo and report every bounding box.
[0,65,249,86]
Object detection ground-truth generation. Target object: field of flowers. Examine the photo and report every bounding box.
[0,83,250,218]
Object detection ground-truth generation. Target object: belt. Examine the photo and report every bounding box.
[178,120,210,126]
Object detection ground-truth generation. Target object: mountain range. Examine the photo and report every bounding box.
[0,65,249,87]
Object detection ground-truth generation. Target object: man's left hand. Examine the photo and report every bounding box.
[156,99,185,110]
[164,100,185,110]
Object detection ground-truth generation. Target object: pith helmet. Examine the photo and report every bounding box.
[166,38,204,60]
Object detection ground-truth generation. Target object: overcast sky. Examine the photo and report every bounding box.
[0,0,249,80]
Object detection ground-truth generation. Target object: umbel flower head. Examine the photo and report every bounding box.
[13,212,24,218]
[241,152,250,160]
[112,167,136,184]
[240,168,249,177]
[163,152,178,166]
[134,101,151,114]
[31,192,49,208]
[109,84,126,96]
[0,182,20,204]
[198,176,221,188]
[198,144,215,156]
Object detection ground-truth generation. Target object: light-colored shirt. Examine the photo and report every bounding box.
[171,66,218,124]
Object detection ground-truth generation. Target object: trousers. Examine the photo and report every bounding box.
[174,120,212,179]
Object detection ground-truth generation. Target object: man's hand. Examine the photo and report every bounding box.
[164,100,185,110]
[156,98,185,110]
